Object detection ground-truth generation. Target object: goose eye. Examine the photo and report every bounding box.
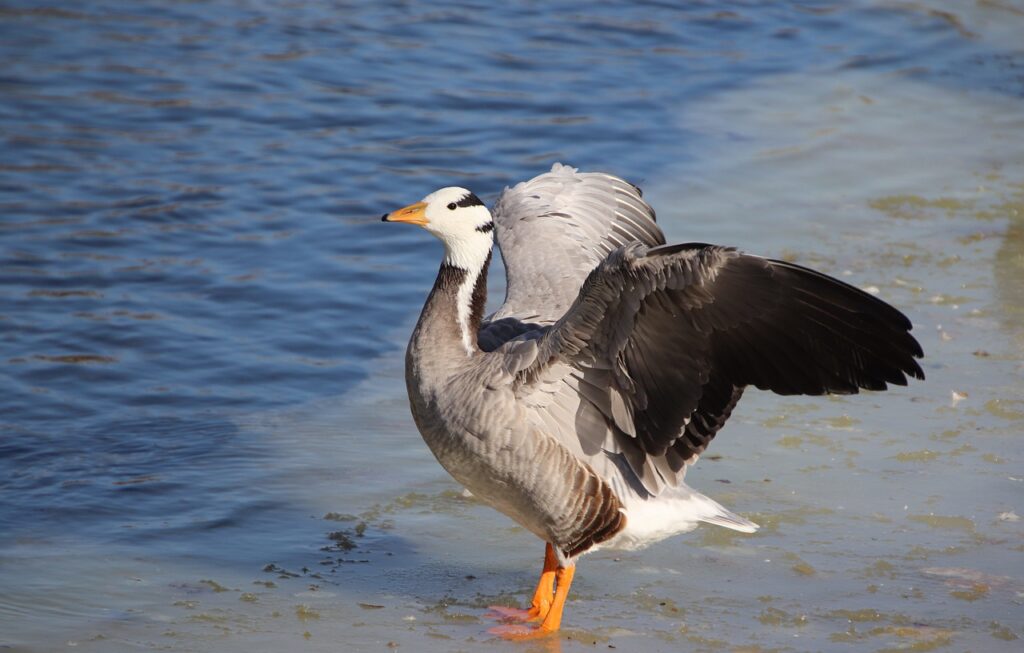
[446,202,457,211]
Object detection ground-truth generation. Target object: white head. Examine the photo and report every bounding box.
[382,186,494,271]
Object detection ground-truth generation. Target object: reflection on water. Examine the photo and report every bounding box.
[1,1,1023,651]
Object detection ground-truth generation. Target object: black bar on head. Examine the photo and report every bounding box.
[455,192,484,208]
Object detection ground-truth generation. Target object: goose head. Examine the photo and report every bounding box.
[382,187,494,272]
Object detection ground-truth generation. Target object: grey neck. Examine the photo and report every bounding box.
[409,252,492,366]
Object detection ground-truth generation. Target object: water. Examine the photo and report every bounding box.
[1,1,1022,651]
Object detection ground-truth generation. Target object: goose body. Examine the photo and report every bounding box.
[383,163,924,637]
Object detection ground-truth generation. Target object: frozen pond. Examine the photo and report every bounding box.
[1,1,1022,651]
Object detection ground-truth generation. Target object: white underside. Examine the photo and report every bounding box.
[595,484,759,553]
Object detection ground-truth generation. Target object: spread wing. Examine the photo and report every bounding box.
[512,241,924,489]
[485,163,664,334]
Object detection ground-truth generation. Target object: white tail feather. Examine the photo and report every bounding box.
[697,505,759,534]
[600,484,758,551]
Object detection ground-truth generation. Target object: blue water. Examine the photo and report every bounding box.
[2,1,1023,651]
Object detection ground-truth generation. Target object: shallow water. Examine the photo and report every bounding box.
[1,1,1022,651]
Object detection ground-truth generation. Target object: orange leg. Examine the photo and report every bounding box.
[486,543,558,622]
[535,563,575,633]
[490,557,576,640]
[526,543,558,620]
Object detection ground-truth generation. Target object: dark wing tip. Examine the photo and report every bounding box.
[906,356,926,381]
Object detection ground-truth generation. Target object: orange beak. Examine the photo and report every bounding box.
[381,201,428,226]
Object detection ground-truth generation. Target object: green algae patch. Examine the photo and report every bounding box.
[862,560,898,579]
[990,622,1019,641]
[776,430,835,450]
[782,552,816,576]
[326,531,357,551]
[633,591,685,617]
[904,545,965,560]
[957,231,997,244]
[295,604,320,621]
[908,514,975,532]
[926,292,973,306]
[872,626,956,652]
[949,583,989,601]
[761,403,819,427]
[680,629,730,649]
[821,414,859,428]
[829,630,860,643]
[830,604,959,649]
[425,631,452,640]
[870,194,970,220]
[436,610,478,624]
[199,579,233,593]
[829,608,884,623]
[561,629,609,646]
[747,507,834,533]
[893,449,940,462]
[757,606,808,627]
[947,444,976,456]
[188,612,230,624]
[930,428,961,442]
[983,398,1024,420]
[777,435,803,449]
[361,489,476,520]
[921,566,1015,590]
[323,512,358,521]
[421,599,482,624]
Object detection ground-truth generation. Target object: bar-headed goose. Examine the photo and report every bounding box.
[382,163,924,638]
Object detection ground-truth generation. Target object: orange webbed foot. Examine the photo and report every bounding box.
[488,622,557,640]
[484,605,534,622]
[484,601,551,622]
[487,552,575,640]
